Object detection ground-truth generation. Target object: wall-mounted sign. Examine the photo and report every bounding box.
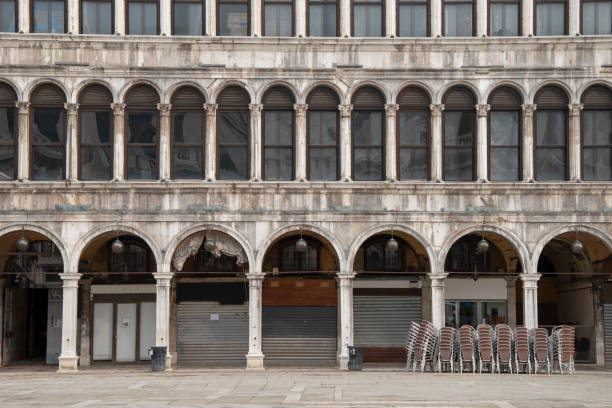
[210,313,219,321]
[122,318,130,328]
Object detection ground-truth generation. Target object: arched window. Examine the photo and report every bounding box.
[443,86,476,181]
[30,84,66,180]
[78,84,113,181]
[217,0,249,35]
[443,0,474,36]
[81,0,113,34]
[171,86,205,179]
[352,86,385,181]
[397,86,430,180]
[279,237,320,271]
[32,0,66,33]
[110,238,149,272]
[582,0,612,35]
[308,0,338,36]
[361,235,405,272]
[307,86,339,180]
[489,0,520,36]
[0,0,17,32]
[352,0,384,36]
[124,84,160,180]
[217,86,250,180]
[262,86,295,181]
[535,0,567,35]
[581,85,612,181]
[173,0,205,35]
[264,0,294,36]
[127,0,159,35]
[397,0,428,36]
[534,85,568,181]
[0,83,17,180]
[488,86,522,181]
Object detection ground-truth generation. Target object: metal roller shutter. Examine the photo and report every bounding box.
[177,301,248,367]
[605,304,612,366]
[262,306,337,366]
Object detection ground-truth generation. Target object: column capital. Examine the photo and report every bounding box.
[521,104,536,117]
[153,272,174,284]
[111,103,126,115]
[569,103,584,116]
[60,273,82,288]
[294,104,308,116]
[246,273,264,286]
[64,103,79,114]
[15,101,30,113]
[384,103,399,117]
[519,273,541,288]
[204,103,218,117]
[429,104,445,117]
[338,104,353,117]
[249,103,263,115]
[336,272,356,280]
[157,103,172,116]
[504,275,518,283]
[476,104,490,117]
[429,272,449,286]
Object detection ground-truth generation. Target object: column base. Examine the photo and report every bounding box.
[246,353,265,370]
[57,355,79,372]
[164,354,173,371]
[338,354,349,370]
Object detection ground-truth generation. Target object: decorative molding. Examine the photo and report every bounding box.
[429,104,445,117]
[172,231,248,272]
[172,232,205,272]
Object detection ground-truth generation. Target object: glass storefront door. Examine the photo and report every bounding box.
[445,300,507,328]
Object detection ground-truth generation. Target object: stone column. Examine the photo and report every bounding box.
[58,273,81,371]
[204,103,218,181]
[430,104,444,182]
[476,104,490,182]
[295,0,306,36]
[505,276,517,328]
[0,279,5,366]
[339,0,351,36]
[169,279,178,365]
[115,0,126,35]
[249,104,263,181]
[476,0,487,36]
[246,273,264,369]
[430,0,442,36]
[386,0,397,37]
[207,0,216,36]
[65,103,79,182]
[420,276,432,321]
[568,0,580,35]
[568,103,583,182]
[294,104,308,181]
[160,0,172,35]
[522,0,534,36]
[67,0,79,33]
[521,104,536,182]
[16,102,30,181]
[520,273,540,330]
[430,273,448,329]
[153,273,173,370]
[157,103,171,181]
[385,104,399,181]
[592,279,605,367]
[252,0,262,36]
[111,103,126,181]
[339,104,353,181]
[18,0,29,32]
[79,280,92,366]
[337,272,354,370]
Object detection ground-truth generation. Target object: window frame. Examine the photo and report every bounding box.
[351,89,386,181]
[79,0,114,34]
[487,87,522,181]
[396,0,430,37]
[306,93,340,181]
[216,87,251,180]
[124,90,160,180]
[216,0,250,36]
[171,0,205,35]
[580,85,612,181]
[442,88,477,181]
[30,0,67,33]
[351,0,385,37]
[396,87,431,180]
[487,0,521,36]
[306,0,339,37]
[0,85,18,180]
[533,88,569,181]
[442,0,476,36]
[534,0,568,35]
[126,0,160,35]
[78,96,114,181]
[580,0,612,35]
[261,92,295,181]
[262,0,295,36]
[0,0,18,33]
[170,95,206,180]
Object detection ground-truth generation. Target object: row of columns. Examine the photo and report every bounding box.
[13,0,584,37]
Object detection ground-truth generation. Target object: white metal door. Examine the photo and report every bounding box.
[116,303,137,362]
[139,302,156,360]
[92,303,113,361]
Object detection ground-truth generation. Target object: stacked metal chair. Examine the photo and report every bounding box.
[476,324,496,373]
[457,325,477,373]
[530,328,550,374]
[437,326,457,373]
[514,327,531,374]
[411,320,438,372]
[495,324,514,373]
[405,321,420,370]
[550,325,576,375]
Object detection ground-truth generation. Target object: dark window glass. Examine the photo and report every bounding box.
[173,111,203,179]
[444,0,473,36]
[80,111,112,180]
[197,251,238,272]
[398,111,428,179]
[398,0,428,37]
[490,111,520,180]
[444,110,475,180]
[32,108,66,180]
[280,239,318,271]
[446,237,488,272]
[535,110,566,180]
[264,0,293,36]
[0,0,16,32]
[174,0,204,35]
[32,0,65,33]
[263,110,293,180]
[110,242,148,272]
[309,0,337,36]
[536,2,566,35]
[582,1,612,35]
[308,111,338,180]
[128,0,158,35]
[82,0,112,34]
[0,106,16,179]
[489,1,519,36]
[364,239,402,271]
[218,111,249,179]
[582,110,612,180]
[127,112,158,179]
[353,0,383,36]
[353,111,384,180]
[218,0,249,35]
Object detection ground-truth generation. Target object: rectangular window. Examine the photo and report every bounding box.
[582,0,612,35]
[398,111,428,179]
[127,0,158,35]
[489,0,519,36]
[535,110,566,180]
[353,111,384,180]
[126,111,158,179]
[398,0,428,37]
[80,110,113,180]
[218,0,249,35]
[172,111,203,179]
[535,1,566,35]
[264,0,293,36]
[353,0,383,37]
[444,0,473,36]
[308,0,337,36]
[263,110,293,180]
[32,108,66,180]
[582,110,612,180]
[0,0,16,32]
[0,106,16,179]
[82,0,113,34]
[308,111,338,180]
[32,0,65,33]
[218,111,249,179]
[173,0,204,35]
[489,111,520,180]
[444,110,475,180]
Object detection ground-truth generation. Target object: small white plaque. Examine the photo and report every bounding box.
[210,313,219,321]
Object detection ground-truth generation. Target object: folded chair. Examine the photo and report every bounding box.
[550,325,576,375]
[495,324,513,373]
[457,325,477,373]
[530,328,550,374]
[412,320,437,372]
[405,321,420,370]
[477,324,496,373]
[437,326,456,373]
[514,327,531,374]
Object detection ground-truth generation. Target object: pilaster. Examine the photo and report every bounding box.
[67,0,79,33]
[476,0,487,36]
[154,272,174,370]
[205,103,218,180]
[249,104,263,181]
[111,103,126,181]
[505,276,517,328]
[79,279,92,366]
[58,273,82,371]
[296,0,307,36]
[476,104,490,182]
[430,104,444,182]
[520,273,540,330]
[521,104,536,182]
[65,103,79,182]
[294,104,308,181]
[16,102,30,181]
[157,103,172,180]
[207,0,216,36]
[431,0,442,36]
[160,0,172,35]
[19,0,29,33]
[337,272,355,370]
[568,0,580,35]
[252,0,261,36]
[339,0,351,36]
[568,103,583,182]
[115,0,126,35]
[522,0,534,36]
[385,104,399,181]
[246,273,265,369]
[430,273,448,329]
[386,0,397,37]
[338,104,353,181]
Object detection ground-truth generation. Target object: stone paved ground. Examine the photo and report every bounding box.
[0,366,611,408]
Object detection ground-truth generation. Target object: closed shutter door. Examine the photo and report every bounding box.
[354,296,422,363]
[605,304,612,366]
[262,306,337,366]
[177,301,248,366]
